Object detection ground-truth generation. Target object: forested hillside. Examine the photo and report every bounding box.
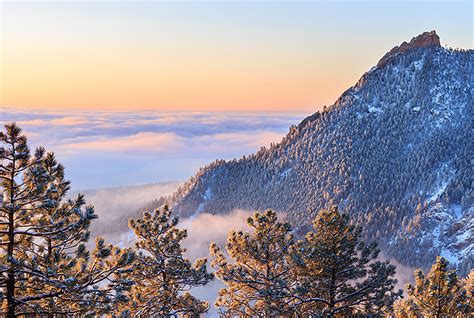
[169,31,473,273]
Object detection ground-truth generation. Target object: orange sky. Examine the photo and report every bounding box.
[1,1,471,111]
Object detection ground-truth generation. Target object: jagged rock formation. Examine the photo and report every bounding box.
[377,30,441,68]
[168,32,473,273]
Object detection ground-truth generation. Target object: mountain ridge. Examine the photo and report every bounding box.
[168,32,473,273]
[377,30,441,68]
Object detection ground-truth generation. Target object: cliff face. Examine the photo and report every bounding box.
[377,31,441,68]
[169,32,473,273]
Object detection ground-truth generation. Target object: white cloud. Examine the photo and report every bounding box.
[62,132,182,153]
[1,107,307,188]
[180,210,253,261]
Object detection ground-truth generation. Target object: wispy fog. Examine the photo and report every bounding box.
[1,107,306,189]
[381,253,415,293]
[92,206,254,317]
[180,210,254,316]
[180,209,253,260]
[71,181,183,245]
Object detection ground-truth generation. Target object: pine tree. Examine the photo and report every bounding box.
[465,270,474,310]
[1,123,48,316]
[126,206,213,316]
[394,256,473,317]
[0,123,135,316]
[293,206,401,316]
[20,152,91,315]
[210,210,298,317]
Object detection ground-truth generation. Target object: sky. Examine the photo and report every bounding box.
[1,1,472,112]
[0,1,472,189]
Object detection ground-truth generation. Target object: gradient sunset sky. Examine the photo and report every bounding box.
[1,1,472,112]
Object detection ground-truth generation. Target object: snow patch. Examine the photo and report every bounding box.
[427,163,455,203]
[368,106,383,114]
[368,66,378,73]
[440,249,459,264]
[280,168,292,178]
[203,187,213,201]
[427,181,449,203]
[413,59,424,70]
[452,204,462,220]
[191,187,213,219]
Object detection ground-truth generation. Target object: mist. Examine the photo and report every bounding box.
[381,253,415,293]
[71,181,182,246]
[96,208,254,317]
[180,210,254,317]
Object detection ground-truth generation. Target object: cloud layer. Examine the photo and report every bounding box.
[1,107,306,189]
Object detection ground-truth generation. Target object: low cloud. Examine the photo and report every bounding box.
[379,253,415,292]
[183,210,255,317]
[180,210,254,261]
[63,132,181,154]
[77,181,183,247]
[93,207,255,317]
[1,107,306,189]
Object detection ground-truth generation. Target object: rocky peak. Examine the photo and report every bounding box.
[377,31,441,68]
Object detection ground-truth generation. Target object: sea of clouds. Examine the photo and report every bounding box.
[1,107,307,189]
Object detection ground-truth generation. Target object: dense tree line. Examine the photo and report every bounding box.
[1,124,472,316]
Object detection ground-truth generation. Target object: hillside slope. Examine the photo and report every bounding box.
[169,31,473,272]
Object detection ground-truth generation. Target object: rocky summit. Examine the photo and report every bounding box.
[377,30,441,68]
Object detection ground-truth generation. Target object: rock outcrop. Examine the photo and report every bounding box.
[377,30,441,68]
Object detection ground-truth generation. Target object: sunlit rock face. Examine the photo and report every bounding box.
[377,30,441,68]
[168,32,473,274]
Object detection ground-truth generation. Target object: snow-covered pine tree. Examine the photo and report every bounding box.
[394,256,473,317]
[293,206,401,316]
[210,210,298,317]
[27,195,135,315]
[0,123,135,316]
[125,206,213,316]
[0,123,55,316]
[465,270,474,311]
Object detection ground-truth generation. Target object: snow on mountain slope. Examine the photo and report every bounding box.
[168,31,473,273]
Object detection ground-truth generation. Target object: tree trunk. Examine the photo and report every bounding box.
[328,251,337,317]
[6,152,16,318]
[265,254,271,318]
[6,209,16,318]
[47,238,54,318]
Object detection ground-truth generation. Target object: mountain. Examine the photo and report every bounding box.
[168,31,473,273]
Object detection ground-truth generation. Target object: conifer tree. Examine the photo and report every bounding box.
[465,270,474,310]
[210,210,298,317]
[293,206,401,316]
[126,206,213,316]
[394,256,472,317]
[1,123,48,316]
[0,123,135,316]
